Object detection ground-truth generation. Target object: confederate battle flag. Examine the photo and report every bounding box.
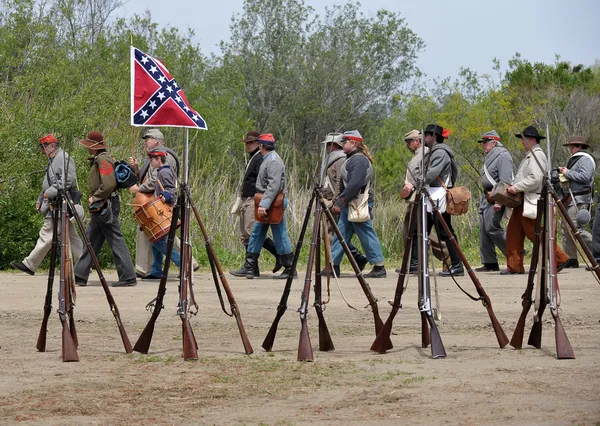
[130,46,207,129]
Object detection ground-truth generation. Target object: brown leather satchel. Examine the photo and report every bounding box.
[437,177,471,216]
[490,182,523,208]
[254,192,285,224]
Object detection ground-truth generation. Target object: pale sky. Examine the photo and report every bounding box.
[117,0,600,82]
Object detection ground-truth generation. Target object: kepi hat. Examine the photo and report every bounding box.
[478,130,501,143]
[258,133,276,147]
[242,131,260,143]
[515,126,546,140]
[39,134,58,145]
[562,135,589,148]
[142,128,164,140]
[342,130,363,142]
[404,129,421,142]
[80,131,108,150]
[322,132,344,148]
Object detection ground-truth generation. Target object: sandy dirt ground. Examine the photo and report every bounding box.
[0,265,599,425]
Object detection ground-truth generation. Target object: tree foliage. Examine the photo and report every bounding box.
[0,0,598,268]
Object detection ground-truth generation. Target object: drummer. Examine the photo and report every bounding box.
[129,129,199,279]
[146,150,181,277]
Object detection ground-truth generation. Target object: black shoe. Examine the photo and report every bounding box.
[320,264,341,277]
[500,269,524,275]
[586,265,598,272]
[111,280,137,287]
[563,259,579,269]
[272,255,283,273]
[439,264,464,277]
[556,260,568,273]
[141,273,161,280]
[230,252,260,279]
[10,261,34,276]
[474,263,500,272]
[354,253,368,272]
[275,253,297,279]
[364,265,387,278]
[75,281,87,287]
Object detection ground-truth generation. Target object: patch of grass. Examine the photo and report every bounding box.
[134,354,178,364]
[401,376,425,385]
[367,370,413,382]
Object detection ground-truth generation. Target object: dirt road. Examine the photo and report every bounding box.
[1,267,599,425]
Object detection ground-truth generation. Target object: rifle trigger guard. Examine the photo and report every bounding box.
[145,297,158,312]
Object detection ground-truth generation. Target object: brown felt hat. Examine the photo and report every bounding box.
[562,135,589,148]
[242,131,260,143]
[79,131,108,150]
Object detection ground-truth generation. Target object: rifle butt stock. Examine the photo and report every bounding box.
[487,306,509,348]
[262,309,285,352]
[528,303,546,349]
[315,310,334,352]
[68,313,78,348]
[61,322,79,362]
[182,320,198,361]
[427,315,446,359]
[509,305,530,349]
[297,321,314,361]
[553,314,575,359]
[421,313,430,348]
[36,310,51,352]
[372,308,393,350]
[370,311,396,354]
[133,314,158,354]
[233,310,254,355]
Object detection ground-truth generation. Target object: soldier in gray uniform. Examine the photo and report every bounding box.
[558,136,595,268]
[10,134,83,275]
[476,130,514,272]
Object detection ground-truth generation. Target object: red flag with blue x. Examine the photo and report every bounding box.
[130,46,207,129]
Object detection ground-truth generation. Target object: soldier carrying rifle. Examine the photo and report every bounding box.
[557,136,595,268]
[503,126,569,275]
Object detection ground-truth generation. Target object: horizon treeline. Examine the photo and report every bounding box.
[1,0,599,269]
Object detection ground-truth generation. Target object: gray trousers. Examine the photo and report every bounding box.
[479,200,507,264]
[23,215,83,272]
[74,197,136,284]
[562,202,593,259]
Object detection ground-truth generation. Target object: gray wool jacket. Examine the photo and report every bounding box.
[564,151,595,205]
[256,150,286,209]
[480,143,514,208]
[335,150,373,208]
[424,143,457,188]
[38,147,78,216]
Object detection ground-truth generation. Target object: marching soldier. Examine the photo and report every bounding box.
[400,129,450,274]
[74,131,137,287]
[10,134,83,275]
[128,129,198,279]
[230,131,281,277]
[320,132,368,275]
[409,124,463,277]
[558,136,595,268]
[476,130,514,272]
[503,126,569,274]
[231,134,295,279]
[329,130,387,278]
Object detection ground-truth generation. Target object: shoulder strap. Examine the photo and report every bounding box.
[483,163,497,187]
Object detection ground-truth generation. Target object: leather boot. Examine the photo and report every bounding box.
[275,253,297,279]
[230,252,260,279]
[320,264,341,277]
[263,237,283,273]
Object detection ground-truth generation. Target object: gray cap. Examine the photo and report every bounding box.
[342,130,363,142]
[478,130,500,143]
[143,128,164,140]
[321,132,344,147]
